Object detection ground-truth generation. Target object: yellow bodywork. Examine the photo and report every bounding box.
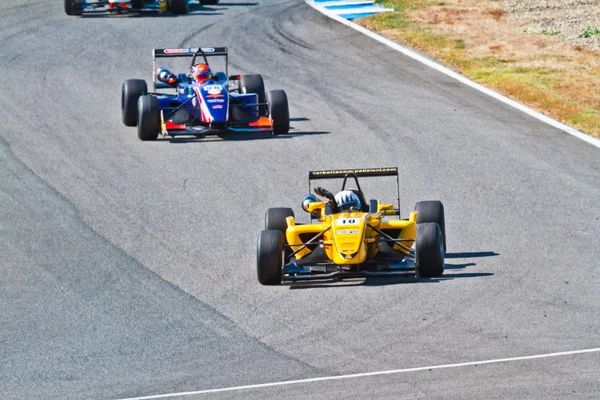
[286,202,417,265]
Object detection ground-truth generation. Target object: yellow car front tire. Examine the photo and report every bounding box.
[257,230,284,285]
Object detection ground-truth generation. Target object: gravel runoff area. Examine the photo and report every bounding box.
[503,0,600,51]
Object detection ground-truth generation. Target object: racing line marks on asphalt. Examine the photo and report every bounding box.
[115,347,600,399]
[305,1,600,150]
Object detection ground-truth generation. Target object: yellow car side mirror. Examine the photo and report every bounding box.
[306,201,325,214]
[378,203,395,212]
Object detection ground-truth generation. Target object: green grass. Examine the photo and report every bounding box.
[540,29,561,36]
[374,0,425,12]
[570,109,600,126]
[455,39,466,49]
[581,26,600,38]
[366,12,411,30]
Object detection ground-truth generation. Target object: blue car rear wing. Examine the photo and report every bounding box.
[153,47,228,58]
[152,47,229,90]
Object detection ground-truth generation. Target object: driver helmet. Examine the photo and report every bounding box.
[334,190,361,211]
[190,63,212,82]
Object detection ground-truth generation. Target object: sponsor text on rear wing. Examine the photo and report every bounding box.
[308,167,402,217]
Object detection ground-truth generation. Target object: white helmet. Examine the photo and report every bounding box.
[334,190,361,211]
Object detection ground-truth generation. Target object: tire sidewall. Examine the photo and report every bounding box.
[415,200,446,251]
[64,0,73,15]
[122,80,148,127]
[267,90,290,135]
[239,74,266,115]
[415,222,444,278]
[257,230,284,285]
[137,95,160,141]
[171,0,188,14]
[265,207,294,233]
[265,208,294,259]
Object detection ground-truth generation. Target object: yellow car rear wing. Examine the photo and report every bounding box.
[308,167,398,180]
[307,167,402,218]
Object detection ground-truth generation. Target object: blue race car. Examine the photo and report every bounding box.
[64,0,218,16]
[121,47,290,141]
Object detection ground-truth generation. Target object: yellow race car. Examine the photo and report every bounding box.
[256,168,446,285]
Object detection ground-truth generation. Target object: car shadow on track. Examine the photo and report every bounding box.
[216,2,259,6]
[287,251,497,289]
[79,2,250,18]
[81,11,224,18]
[445,251,499,259]
[158,129,329,143]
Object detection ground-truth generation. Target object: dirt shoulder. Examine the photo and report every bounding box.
[358,0,600,138]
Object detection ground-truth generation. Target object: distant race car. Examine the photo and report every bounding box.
[121,47,290,140]
[64,0,218,16]
[256,168,447,285]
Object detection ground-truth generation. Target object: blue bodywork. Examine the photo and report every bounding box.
[154,75,262,133]
[146,47,277,136]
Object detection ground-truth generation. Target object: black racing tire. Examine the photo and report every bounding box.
[239,74,266,115]
[257,230,284,286]
[131,0,144,9]
[200,0,219,4]
[267,90,290,135]
[265,207,294,232]
[137,95,160,141]
[415,222,444,278]
[266,207,294,259]
[64,0,82,15]
[170,0,188,14]
[415,200,446,251]
[122,79,148,127]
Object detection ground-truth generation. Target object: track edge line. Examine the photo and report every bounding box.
[112,347,600,400]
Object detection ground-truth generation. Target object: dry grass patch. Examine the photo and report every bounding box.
[488,8,506,21]
[359,0,600,138]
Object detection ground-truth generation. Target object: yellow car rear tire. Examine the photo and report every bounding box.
[416,200,446,251]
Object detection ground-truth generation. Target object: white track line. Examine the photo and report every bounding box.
[306,1,600,149]
[114,347,600,400]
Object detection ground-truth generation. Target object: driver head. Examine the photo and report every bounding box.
[334,190,361,212]
[190,63,212,82]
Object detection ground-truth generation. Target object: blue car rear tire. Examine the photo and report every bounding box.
[64,0,82,15]
[170,0,188,14]
[239,74,266,115]
[122,79,148,127]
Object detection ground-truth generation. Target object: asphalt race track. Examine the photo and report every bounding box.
[1,1,599,399]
